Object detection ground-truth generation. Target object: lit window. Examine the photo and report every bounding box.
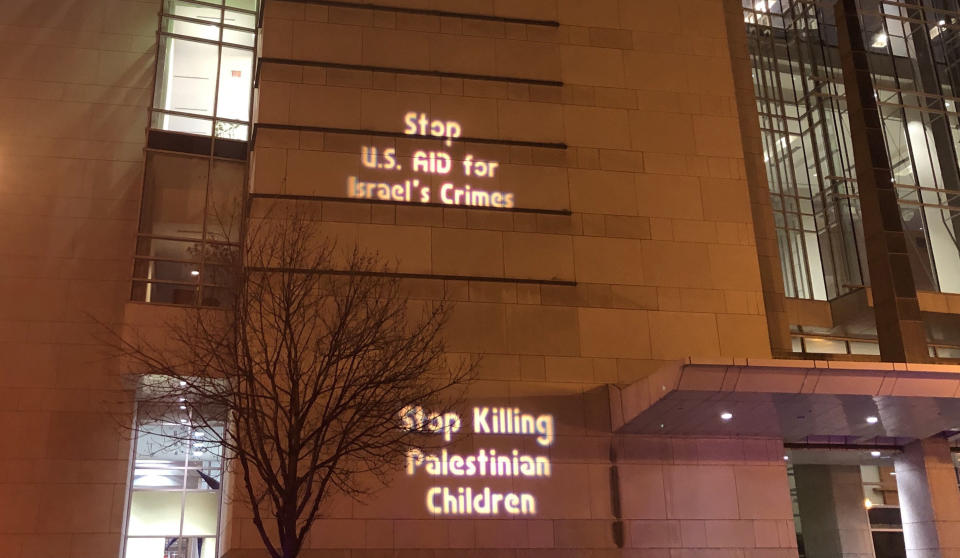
[150,0,258,140]
[123,402,226,558]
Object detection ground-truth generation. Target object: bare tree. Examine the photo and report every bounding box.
[119,204,472,558]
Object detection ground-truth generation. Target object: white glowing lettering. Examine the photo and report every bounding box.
[426,487,536,515]
[412,150,452,174]
[438,184,514,209]
[347,176,419,203]
[403,111,461,146]
[405,448,550,478]
[462,154,499,178]
[399,405,460,442]
[473,407,554,446]
[346,113,515,209]
[403,405,554,516]
[361,146,398,170]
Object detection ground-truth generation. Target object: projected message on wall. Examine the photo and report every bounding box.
[401,405,553,516]
[348,113,515,209]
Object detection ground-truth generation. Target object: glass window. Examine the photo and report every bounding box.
[132,152,244,307]
[743,0,960,299]
[123,403,225,558]
[150,0,258,141]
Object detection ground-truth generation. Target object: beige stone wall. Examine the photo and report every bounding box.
[223,380,797,556]
[0,0,156,555]
[0,0,799,555]
[236,0,797,556]
[251,0,772,381]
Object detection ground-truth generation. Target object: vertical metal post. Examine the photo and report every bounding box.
[835,0,930,362]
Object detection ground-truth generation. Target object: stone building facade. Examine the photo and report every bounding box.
[2,0,960,557]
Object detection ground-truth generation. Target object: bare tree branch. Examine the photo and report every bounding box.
[114,202,474,558]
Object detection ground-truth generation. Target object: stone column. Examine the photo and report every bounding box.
[722,0,793,356]
[794,465,876,558]
[894,437,960,558]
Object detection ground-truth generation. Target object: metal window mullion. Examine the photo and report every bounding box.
[196,9,227,305]
[158,30,254,51]
[150,107,248,126]
[771,29,817,298]
[137,232,238,246]
[162,11,255,33]
[177,408,192,545]
[823,9,868,293]
[804,19,851,297]
[793,29,834,299]
[879,2,942,290]
[169,0,257,16]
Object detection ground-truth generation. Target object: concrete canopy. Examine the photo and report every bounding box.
[609,359,960,441]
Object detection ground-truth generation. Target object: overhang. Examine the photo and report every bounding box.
[609,358,960,441]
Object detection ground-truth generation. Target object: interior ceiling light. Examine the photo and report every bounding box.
[872,32,888,48]
[871,450,881,457]
[866,416,879,424]
[720,411,733,421]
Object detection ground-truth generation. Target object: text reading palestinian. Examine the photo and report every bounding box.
[400,406,554,516]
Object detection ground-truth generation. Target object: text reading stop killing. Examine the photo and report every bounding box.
[401,405,554,516]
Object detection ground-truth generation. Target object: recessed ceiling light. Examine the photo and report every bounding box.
[871,450,881,457]
[866,416,879,424]
[720,412,733,421]
[783,455,789,460]
[190,270,200,276]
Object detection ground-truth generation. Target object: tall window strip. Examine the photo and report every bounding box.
[123,402,226,558]
[744,0,867,301]
[132,0,258,307]
[743,0,960,300]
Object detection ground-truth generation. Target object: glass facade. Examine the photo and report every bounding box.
[131,151,243,307]
[151,0,257,140]
[132,0,257,307]
[744,0,960,300]
[123,403,226,558]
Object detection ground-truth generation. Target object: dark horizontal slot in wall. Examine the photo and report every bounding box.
[148,130,249,160]
[251,193,572,215]
[257,58,564,88]
[247,267,576,286]
[276,0,559,27]
[254,123,567,150]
